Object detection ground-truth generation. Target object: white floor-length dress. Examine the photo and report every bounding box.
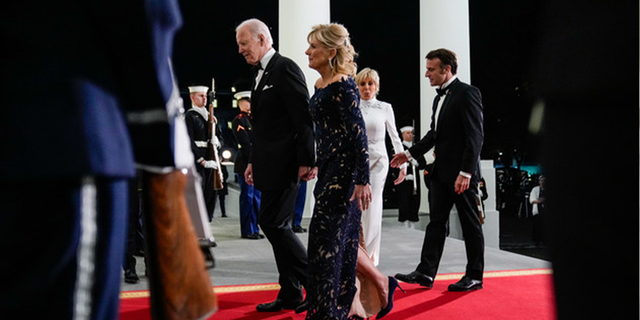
[360,98,405,265]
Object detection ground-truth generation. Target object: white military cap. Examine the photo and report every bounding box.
[188,86,208,93]
[400,126,414,133]
[234,90,251,101]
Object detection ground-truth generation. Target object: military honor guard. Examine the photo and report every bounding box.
[232,91,264,239]
[396,126,427,228]
[185,85,220,221]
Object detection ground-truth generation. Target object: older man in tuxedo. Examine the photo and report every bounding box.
[391,48,485,292]
[235,18,315,312]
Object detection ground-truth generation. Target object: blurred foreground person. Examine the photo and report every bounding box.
[0,1,217,319]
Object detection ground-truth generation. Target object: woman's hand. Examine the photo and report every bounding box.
[350,183,372,211]
[394,167,407,185]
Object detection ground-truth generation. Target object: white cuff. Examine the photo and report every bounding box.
[404,149,414,161]
[459,171,472,178]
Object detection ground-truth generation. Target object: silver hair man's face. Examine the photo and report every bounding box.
[236,26,267,66]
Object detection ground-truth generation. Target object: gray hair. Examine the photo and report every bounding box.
[236,18,273,47]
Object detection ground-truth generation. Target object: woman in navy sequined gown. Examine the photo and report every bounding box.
[304,23,372,320]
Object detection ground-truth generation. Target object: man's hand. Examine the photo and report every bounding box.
[244,164,254,186]
[454,174,470,194]
[210,135,221,148]
[390,152,408,168]
[298,166,317,181]
[203,160,218,170]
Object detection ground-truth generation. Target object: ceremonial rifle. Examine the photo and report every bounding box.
[142,170,218,320]
[208,77,224,190]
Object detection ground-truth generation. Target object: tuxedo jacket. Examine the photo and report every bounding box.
[403,143,427,177]
[409,78,483,185]
[250,52,315,191]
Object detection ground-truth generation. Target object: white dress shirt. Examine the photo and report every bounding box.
[255,48,276,89]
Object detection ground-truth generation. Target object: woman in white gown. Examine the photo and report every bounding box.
[356,68,406,266]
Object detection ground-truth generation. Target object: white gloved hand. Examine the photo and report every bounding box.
[210,135,221,148]
[204,160,219,170]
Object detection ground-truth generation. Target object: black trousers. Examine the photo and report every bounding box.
[259,182,308,302]
[397,179,420,222]
[417,176,485,280]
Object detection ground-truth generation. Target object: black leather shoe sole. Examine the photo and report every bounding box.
[256,299,303,312]
[124,274,139,284]
[395,272,434,289]
[448,280,483,292]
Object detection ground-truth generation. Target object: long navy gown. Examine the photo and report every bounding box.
[306,77,370,320]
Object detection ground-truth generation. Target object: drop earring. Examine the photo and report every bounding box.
[329,58,334,69]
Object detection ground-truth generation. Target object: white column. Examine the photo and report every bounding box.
[279,0,330,97]
[279,0,330,219]
[418,0,472,215]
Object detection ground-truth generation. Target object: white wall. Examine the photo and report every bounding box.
[279,0,330,97]
[279,0,330,217]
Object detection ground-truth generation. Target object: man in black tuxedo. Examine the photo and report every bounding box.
[235,18,315,312]
[391,48,485,292]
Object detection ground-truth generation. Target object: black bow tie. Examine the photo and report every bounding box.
[436,88,447,96]
[252,64,263,73]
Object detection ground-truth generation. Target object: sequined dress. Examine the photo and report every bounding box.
[306,77,370,320]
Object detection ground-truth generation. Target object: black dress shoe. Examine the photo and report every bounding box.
[124,269,139,284]
[256,299,303,312]
[241,234,261,240]
[294,299,308,314]
[292,225,307,233]
[394,271,434,289]
[448,276,483,292]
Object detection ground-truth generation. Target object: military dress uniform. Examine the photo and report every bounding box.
[185,86,217,221]
[397,132,427,225]
[231,91,262,239]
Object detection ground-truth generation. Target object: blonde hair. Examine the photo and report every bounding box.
[355,67,381,95]
[307,23,357,77]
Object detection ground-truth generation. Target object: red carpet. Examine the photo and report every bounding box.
[119,269,556,320]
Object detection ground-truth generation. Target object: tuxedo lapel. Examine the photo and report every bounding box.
[255,53,279,94]
[435,78,460,129]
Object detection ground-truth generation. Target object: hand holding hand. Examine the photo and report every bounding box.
[299,166,318,181]
[244,164,254,186]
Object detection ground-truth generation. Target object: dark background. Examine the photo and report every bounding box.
[171,1,547,256]
[171,0,543,227]
[170,2,638,317]
[172,0,542,169]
